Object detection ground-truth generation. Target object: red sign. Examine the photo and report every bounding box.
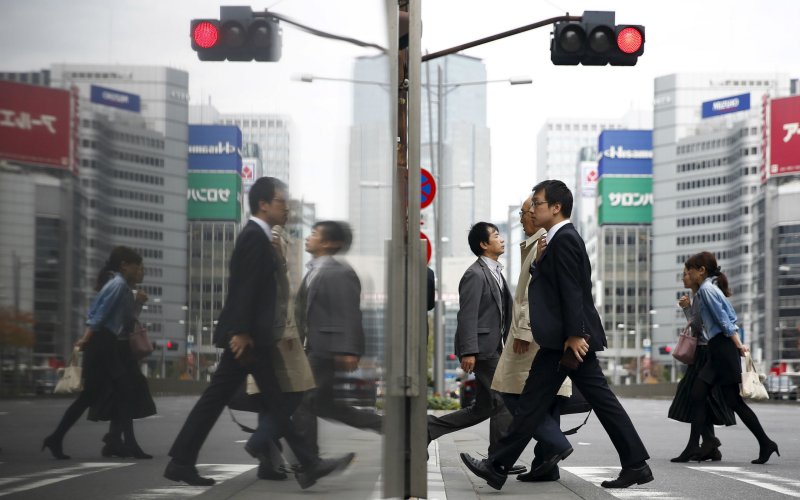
[0,81,72,170]
[770,95,800,177]
[420,231,432,264]
[420,168,437,209]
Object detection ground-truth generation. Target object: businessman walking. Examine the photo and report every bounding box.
[461,180,652,490]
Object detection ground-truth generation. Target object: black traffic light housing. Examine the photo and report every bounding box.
[658,345,672,355]
[191,6,282,62]
[551,11,644,66]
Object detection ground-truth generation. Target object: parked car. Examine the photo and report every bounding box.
[766,374,799,400]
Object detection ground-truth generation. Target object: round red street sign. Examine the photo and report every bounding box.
[420,231,432,264]
[420,168,437,209]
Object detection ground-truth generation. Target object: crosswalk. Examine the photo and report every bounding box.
[1,460,799,498]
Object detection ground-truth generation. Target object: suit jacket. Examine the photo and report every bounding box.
[297,257,365,357]
[454,258,512,360]
[492,228,564,396]
[213,220,280,351]
[528,223,607,353]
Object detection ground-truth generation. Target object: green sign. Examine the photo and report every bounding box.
[187,172,241,221]
[597,176,652,225]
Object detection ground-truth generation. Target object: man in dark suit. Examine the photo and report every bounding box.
[461,180,652,490]
[293,221,382,456]
[427,222,523,474]
[164,178,353,489]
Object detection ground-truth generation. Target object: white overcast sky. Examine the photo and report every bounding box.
[1,0,798,220]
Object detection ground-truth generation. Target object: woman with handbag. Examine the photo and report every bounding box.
[89,263,156,458]
[683,251,778,464]
[42,246,148,459]
[667,267,736,462]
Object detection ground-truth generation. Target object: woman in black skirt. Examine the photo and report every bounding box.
[684,251,778,464]
[89,262,156,458]
[668,267,736,462]
[42,246,148,459]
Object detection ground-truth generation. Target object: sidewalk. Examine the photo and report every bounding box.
[214,412,585,499]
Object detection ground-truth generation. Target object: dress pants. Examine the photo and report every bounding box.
[428,356,512,455]
[168,348,316,467]
[501,392,568,464]
[293,353,383,457]
[490,349,649,470]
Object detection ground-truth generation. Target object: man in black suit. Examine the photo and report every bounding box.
[293,220,382,455]
[427,223,523,474]
[164,178,353,489]
[461,180,652,490]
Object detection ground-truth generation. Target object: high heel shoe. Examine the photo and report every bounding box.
[101,441,131,458]
[42,435,70,460]
[670,447,699,463]
[127,445,153,459]
[752,441,780,464]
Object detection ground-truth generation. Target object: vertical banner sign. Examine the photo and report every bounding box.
[761,94,769,185]
[770,95,800,177]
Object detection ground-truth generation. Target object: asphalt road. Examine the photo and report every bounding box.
[0,395,798,499]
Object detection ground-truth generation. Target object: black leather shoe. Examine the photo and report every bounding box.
[600,463,653,488]
[127,445,153,459]
[517,466,559,482]
[459,453,506,490]
[295,453,355,490]
[507,464,527,475]
[528,447,572,477]
[258,462,288,480]
[164,460,216,486]
[670,447,699,463]
[752,441,780,465]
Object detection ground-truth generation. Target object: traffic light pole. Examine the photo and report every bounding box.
[422,14,581,62]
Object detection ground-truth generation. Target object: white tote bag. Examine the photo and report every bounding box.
[740,352,768,401]
[54,349,83,394]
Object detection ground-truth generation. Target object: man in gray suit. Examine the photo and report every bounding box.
[293,221,382,456]
[427,222,524,474]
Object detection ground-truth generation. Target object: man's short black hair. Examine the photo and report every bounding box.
[313,220,353,254]
[467,221,498,257]
[248,176,287,215]
[532,179,573,218]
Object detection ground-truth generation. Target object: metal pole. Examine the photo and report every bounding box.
[433,64,445,397]
[635,323,641,384]
[614,329,620,385]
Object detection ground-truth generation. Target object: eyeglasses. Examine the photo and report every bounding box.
[518,209,534,216]
[531,200,549,208]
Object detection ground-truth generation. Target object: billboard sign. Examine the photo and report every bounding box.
[769,95,800,177]
[90,85,141,112]
[597,130,652,176]
[188,124,242,173]
[702,93,750,119]
[187,172,242,221]
[579,161,599,198]
[0,80,71,170]
[597,176,653,225]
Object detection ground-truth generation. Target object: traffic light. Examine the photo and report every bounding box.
[551,11,644,66]
[447,354,457,361]
[166,341,179,351]
[659,345,672,355]
[190,6,282,62]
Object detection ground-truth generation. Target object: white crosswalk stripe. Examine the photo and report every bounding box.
[0,462,134,497]
[687,466,800,498]
[127,464,256,499]
[562,466,689,499]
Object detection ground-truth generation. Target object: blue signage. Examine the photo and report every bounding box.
[90,85,141,112]
[188,125,242,173]
[702,93,750,119]
[597,130,653,176]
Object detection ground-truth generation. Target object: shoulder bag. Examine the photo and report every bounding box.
[740,352,769,400]
[672,323,697,364]
[129,320,154,360]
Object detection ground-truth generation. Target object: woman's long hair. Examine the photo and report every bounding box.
[685,251,731,297]
[95,246,142,292]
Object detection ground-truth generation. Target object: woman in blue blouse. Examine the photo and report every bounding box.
[42,246,143,459]
[684,252,778,464]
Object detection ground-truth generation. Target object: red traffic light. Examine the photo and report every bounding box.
[192,21,220,49]
[447,354,457,361]
[166,341,174,349]
[665,345,672,353]
[616,27,643,54]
